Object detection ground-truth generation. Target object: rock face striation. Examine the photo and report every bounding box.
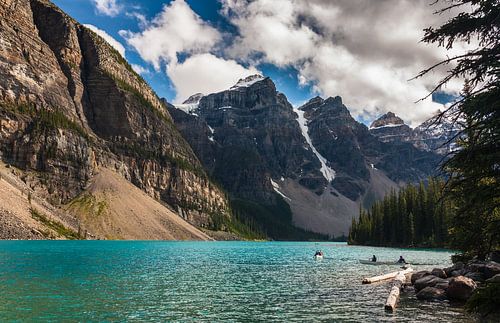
[370,111,461,155]
[170,75,329,239]
[0,0,229,238]
[170,76,442,237]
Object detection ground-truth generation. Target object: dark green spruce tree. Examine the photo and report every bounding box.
[417,0,499,260]
[348,178,452,247]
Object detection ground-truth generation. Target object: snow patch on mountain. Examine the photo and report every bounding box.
[230,74,265,90]
[270,178,291,201]
[173,103,199,115]
[369,123,406,130]
[295,108,336,182]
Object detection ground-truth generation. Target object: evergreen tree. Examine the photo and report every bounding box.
[418,0,500,259]
[348,179,452,248]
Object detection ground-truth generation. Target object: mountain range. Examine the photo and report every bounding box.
[0,0,455,240]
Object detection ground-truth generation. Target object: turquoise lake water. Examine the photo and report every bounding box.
[0,241,475,322]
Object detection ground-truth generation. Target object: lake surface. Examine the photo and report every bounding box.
[0,241,475,322]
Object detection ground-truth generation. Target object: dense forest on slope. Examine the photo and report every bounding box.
[348,178,453,247]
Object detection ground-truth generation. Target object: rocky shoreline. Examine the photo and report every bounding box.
[406,258,500,317]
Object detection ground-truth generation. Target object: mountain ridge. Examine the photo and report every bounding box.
[169,76,443,237]
[0,0,231,239]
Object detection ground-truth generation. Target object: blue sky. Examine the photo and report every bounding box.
[52,0,314,106]
[52,0,464,126]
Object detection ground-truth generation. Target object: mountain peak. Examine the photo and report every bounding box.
[230,74,266,90]
[183,93,204,105]
[324,96,343,106]
[370,112,406,129]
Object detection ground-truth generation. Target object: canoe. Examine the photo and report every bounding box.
[359,259,407,265]
[314,254,324,260]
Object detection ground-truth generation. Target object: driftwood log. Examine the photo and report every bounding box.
[384,272,407,312]
[362,267,413,284]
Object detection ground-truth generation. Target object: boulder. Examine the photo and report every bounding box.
[465,271,485,283]
[489,251,500,263]
[411,270,431,285]
[482,262,500,279]
[431,268,447,279]
[446,276,477,301]
[416,286,447,301]
[414,275,447,292]
[444,262,464,277]
[486,274,500,284]
[466,262,486,273]
[451,269,465,277]
[435,281,450,291]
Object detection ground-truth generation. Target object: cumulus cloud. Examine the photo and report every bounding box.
[92,0,121,17]
[221,0,472,125]
[121,0,258,104]
[167,53,259,102]
[120,0,221,70]
[84,24,125,57]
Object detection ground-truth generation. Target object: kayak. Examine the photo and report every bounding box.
[314,254,324,260]
[359,259,408,265]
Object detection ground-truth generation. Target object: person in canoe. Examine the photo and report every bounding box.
[371,255,377,262]
[314,250,323,257]
[397,255,406,264]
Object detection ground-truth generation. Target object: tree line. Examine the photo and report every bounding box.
[349,178,453,248]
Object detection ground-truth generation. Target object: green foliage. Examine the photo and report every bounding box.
[348,177,453,247]
[419,0,500,260]
[111,141,205,177]
[103,71,171,125]
[30,208,81,240]
[231,195,331,241]
[466,282,500,317]
[1,103,89,140]
[68,193,108,217]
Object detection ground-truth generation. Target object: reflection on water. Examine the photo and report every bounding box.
[0,241,476,322]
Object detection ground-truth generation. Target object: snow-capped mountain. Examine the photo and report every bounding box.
[413,110,462,154]
[369,111,461,155]
[168,76,441,238]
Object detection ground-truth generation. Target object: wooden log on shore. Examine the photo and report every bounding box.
[362,267,413,284]
[384,272,406,312]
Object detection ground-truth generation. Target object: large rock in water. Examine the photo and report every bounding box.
[431,268,448,279]
[483,263,500,279]
[411,270,431,285]
[444,262,465,277]
[416,287,447,301]
[0,0,230,234]
[446,276,477,301]
[414,275,447,292]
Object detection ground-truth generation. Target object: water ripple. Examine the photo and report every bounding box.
[0,241,476,322]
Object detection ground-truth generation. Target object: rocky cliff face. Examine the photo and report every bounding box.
[0,0,229,233]
[369,112,413,143]
[170,75,331,238]
[370,111,460,155]
[170,76,442,237]
[299,97,440,201]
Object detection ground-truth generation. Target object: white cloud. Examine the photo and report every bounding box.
[121,0,221,70]
[84,24,126,57]
[221,0,472,126]
[167,53,259,102]
[92,0,121,17]
[131,64,149,75]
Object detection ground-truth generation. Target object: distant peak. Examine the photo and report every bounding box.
[309,96,324,104]
[324,96,343,105]
[230,74,266,90]
[370,112,406,129]
[182,93,204,105]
